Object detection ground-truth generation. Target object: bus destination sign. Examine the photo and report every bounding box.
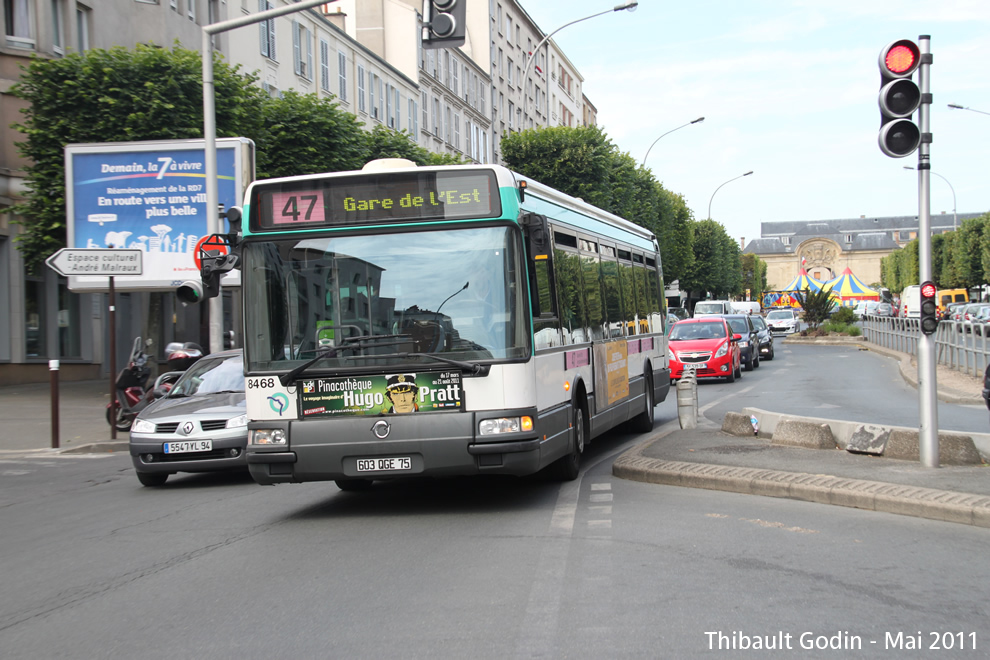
[252,170,499,231]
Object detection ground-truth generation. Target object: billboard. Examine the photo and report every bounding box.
[64,138,254,291]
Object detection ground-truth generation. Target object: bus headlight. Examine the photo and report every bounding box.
[479,416,533,435]
[250,428,286,445]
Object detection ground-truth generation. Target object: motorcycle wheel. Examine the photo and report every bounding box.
[106,405,134,432]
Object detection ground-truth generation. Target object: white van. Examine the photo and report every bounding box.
[693,300,733,317]
[731,301,761,316]
[901,285,920,318]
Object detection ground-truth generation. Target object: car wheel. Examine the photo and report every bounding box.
[335,479,374,491]
[136,471,168,487]
[753,351,760,368]
[726,364,736,383]
[735,361,742,379]
[629,374,655,433]
[745,352,754,371]
[766,343,774,360]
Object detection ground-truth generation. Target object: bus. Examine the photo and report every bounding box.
[213,160,670,488]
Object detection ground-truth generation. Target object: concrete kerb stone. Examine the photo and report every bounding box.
[771,417,836,450]
[743,407,990,463]
[612,438,990,528]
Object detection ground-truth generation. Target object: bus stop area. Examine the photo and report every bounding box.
[3,342,989,528]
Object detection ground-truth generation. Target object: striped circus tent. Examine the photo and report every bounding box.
[823,267,880,305]
[781,268,825,294]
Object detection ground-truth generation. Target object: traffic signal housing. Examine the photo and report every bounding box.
[878,39,922,158]
[422,0,465,50]
[177,235,240,304]
[920,281,938,335]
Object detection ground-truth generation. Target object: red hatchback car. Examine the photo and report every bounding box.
[668,317,742,382]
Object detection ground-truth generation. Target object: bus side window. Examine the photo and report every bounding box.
[533,256,555,317]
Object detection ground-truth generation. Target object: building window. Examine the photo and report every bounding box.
[408,97,417,134]
[338,51,347,101]
[386,84,394,128]
[451,57,459,96]
[445,105,452,143]
[369,74,378,119]
[781,237,790,246]
[506,58,513,85]
[259,0,275,60]
[357,65,366,113]
[24,275,44,358]
[51,0,65,54]
[58,281,81,358]
[292,21,312,79]
[5,0,35,49]
[845,234,853,244]
[186,0,194,20]
[75,3,90,50]
[508,101,514,128]
[432,97,440,136]
[393,87,400,129]
[453,114,460,150]
[421,91,428,131]
[319,40,331,92]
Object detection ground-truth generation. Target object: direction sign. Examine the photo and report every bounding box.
[46,248,143,277]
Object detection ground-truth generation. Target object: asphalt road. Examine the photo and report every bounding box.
[2,425,988,658]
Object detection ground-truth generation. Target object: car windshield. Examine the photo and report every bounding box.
[725,318,749,333]
[766,310,793,320]
[168,354,245,397]
[670,322,726,341]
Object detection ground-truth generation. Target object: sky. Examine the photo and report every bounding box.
[521,0,990,248]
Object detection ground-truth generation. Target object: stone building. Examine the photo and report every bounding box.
[744,212,983,290]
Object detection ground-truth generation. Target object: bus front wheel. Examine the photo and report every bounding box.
[549,406,584,481]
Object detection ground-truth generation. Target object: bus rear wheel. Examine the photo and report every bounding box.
[628,374,655,433]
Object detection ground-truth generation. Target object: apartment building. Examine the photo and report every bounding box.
[0,0,593,383]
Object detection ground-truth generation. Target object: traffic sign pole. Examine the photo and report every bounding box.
[914,35,938,468]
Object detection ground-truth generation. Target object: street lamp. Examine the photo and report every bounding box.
[948,103,990,117]
[520,2,638,130]
[904,165,957,230]
[641,117,705,167]
[707,171,753,220]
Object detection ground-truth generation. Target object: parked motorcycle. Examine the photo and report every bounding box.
[105,338,205,431]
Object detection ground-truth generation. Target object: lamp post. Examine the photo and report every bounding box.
[904,165,956,230]
[520,1,638,130]
[948,103,990,117]
[707,171,753,219]
[641,117,705,167]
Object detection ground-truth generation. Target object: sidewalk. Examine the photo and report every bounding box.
[614,338,990,529]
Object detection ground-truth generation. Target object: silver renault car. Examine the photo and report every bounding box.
[129,349,246,487]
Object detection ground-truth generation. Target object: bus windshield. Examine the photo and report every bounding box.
[241,225,530,372]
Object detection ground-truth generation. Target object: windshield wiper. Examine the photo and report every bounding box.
[278,334,414,386]
[347,352,490,376]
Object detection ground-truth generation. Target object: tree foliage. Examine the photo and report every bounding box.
[500,125,698,285]
[881,212,990,293]
[10,44,266,272]
[9,44,441,274]
[801,287,835,330]
[679,219,741,299]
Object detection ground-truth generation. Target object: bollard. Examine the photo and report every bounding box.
[676,370,699,429]
[49,359,60,449]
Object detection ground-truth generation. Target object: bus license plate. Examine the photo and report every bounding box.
[356,457,412,473]
[164,440,212,454]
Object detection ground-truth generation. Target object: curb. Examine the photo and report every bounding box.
[0,440,128,458]
[612,439,990,529]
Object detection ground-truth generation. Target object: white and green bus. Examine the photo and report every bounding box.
[232,160,670,489]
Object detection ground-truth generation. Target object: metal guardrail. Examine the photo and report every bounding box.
[861,316,990,379]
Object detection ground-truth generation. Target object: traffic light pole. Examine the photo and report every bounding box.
[914,35,939,468]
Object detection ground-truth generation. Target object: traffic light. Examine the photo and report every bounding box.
[878,39,922,158]
[177,235,239,303]
[422,0,465,50]
[920,281,938,335]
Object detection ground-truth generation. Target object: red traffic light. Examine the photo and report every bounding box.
[920,282,936,299]
[879,40,920,78]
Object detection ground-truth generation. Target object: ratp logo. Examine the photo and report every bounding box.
[267,393,289,416]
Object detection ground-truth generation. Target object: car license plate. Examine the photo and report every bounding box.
[684,363,707,370]
[163,440,212,454]
[356,457,412,472]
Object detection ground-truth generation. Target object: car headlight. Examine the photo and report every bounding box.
[226,414,247,429]
[479,416,533,435]
[667,349,676,362]
[132,419,156,434]
[250,428,286,445]
[738,340,749,347]
[714,341,728,358]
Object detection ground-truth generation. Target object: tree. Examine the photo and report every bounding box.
[801,287,834,330]
[10,44,267,274]
[679,218,740,300]
[363,125,462,166]
[740,253,768,303]
[500,125,697,285]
